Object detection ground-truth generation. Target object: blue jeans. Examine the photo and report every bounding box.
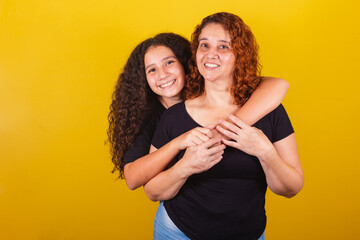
[153,201,265,240]
[153,201,190,240]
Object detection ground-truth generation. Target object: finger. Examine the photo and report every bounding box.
[227,114,249,129]
[197,127,213,138]
[219,119,242,135]
[208,155,223,168]
[207,144,226,155]
[216,125,238,140]
[221,138,239,149]
[202,137,221,148]
[194,131,210,142]
[206,124,216,130]
[191,136,204,145]
[207,153,223,165]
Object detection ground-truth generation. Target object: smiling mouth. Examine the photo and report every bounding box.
[204,63,220,68]
[159,79,176,88]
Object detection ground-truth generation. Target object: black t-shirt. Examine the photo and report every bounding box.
[152,102,294,240]
[124,101,166,165]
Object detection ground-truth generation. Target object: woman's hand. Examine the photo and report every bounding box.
[216,114,303,198]
[216,114,274,159]
[179,137,225,177]
[143,137,225,201]
[175,126,214,150]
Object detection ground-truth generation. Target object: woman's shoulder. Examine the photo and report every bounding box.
[260,103,287,120]
[253,104,290,129]
[271,104,288,118]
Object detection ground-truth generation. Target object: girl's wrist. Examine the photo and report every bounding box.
[171,137,183,151]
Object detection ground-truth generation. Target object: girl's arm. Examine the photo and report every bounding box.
[235,77,289,125]
[124,127,212,190]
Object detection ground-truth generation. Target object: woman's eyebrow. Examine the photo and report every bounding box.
[199,38,230,44]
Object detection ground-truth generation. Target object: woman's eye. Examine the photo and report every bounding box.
[200,43,208,48]
[219,45,229,49]
[148,68,155,74]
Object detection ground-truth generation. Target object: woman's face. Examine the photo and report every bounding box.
[144,45,185,103]
[196,23,236,83]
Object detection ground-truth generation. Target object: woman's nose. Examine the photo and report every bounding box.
[206,47,219,59]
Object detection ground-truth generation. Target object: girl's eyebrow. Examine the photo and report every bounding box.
[145,55,176,71]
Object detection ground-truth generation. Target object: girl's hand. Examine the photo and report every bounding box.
[175,126,214,150]
[179,138,225,176]
[216,114,274,159]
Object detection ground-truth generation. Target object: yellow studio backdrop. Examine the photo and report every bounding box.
[0,0,359,239]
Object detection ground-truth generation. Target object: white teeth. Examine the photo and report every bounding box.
[160,80,175,88]
[205,63,219,67]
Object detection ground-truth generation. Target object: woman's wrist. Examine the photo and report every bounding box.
[257,143,277,163]
[173,160,192,179]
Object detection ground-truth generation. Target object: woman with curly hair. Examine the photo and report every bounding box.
[108,32,289,191]
[144,13,304,239]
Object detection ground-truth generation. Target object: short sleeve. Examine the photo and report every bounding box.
[123,128,152,165]
[272,104,294,142]
[151,109,174,150]
[123,102,166,165]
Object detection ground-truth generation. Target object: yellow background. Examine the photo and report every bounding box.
[1,0,359,239]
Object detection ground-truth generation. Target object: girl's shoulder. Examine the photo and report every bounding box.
[164,101,186,114]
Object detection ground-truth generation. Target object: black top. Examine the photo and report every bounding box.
[124,101,166,165]
[152,102,294,240]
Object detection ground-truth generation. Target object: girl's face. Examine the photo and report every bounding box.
[196,23,236,83]
[144,45,185,106]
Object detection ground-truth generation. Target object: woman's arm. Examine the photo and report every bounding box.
[124,127,212,190]
[143,138,225,201]
[217,115,304,198]
[235,77,289,125]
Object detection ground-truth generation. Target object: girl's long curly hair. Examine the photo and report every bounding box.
[107,33,191,178]
[185,12,262,106]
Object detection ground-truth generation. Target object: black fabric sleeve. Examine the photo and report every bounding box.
[123,102,166,165]
[272,104,295,142]
[123,126,152,165]
[151,105,179,150]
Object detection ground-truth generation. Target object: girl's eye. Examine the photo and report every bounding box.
[219,45,229,49]
[148,68,155,74]
[165,60,175,66]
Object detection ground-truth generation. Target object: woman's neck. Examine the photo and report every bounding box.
[201,78,235,107]
[185,79,239,127]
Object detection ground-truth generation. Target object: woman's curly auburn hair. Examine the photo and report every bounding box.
[186,12,263,106]
[107,33,191,178]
